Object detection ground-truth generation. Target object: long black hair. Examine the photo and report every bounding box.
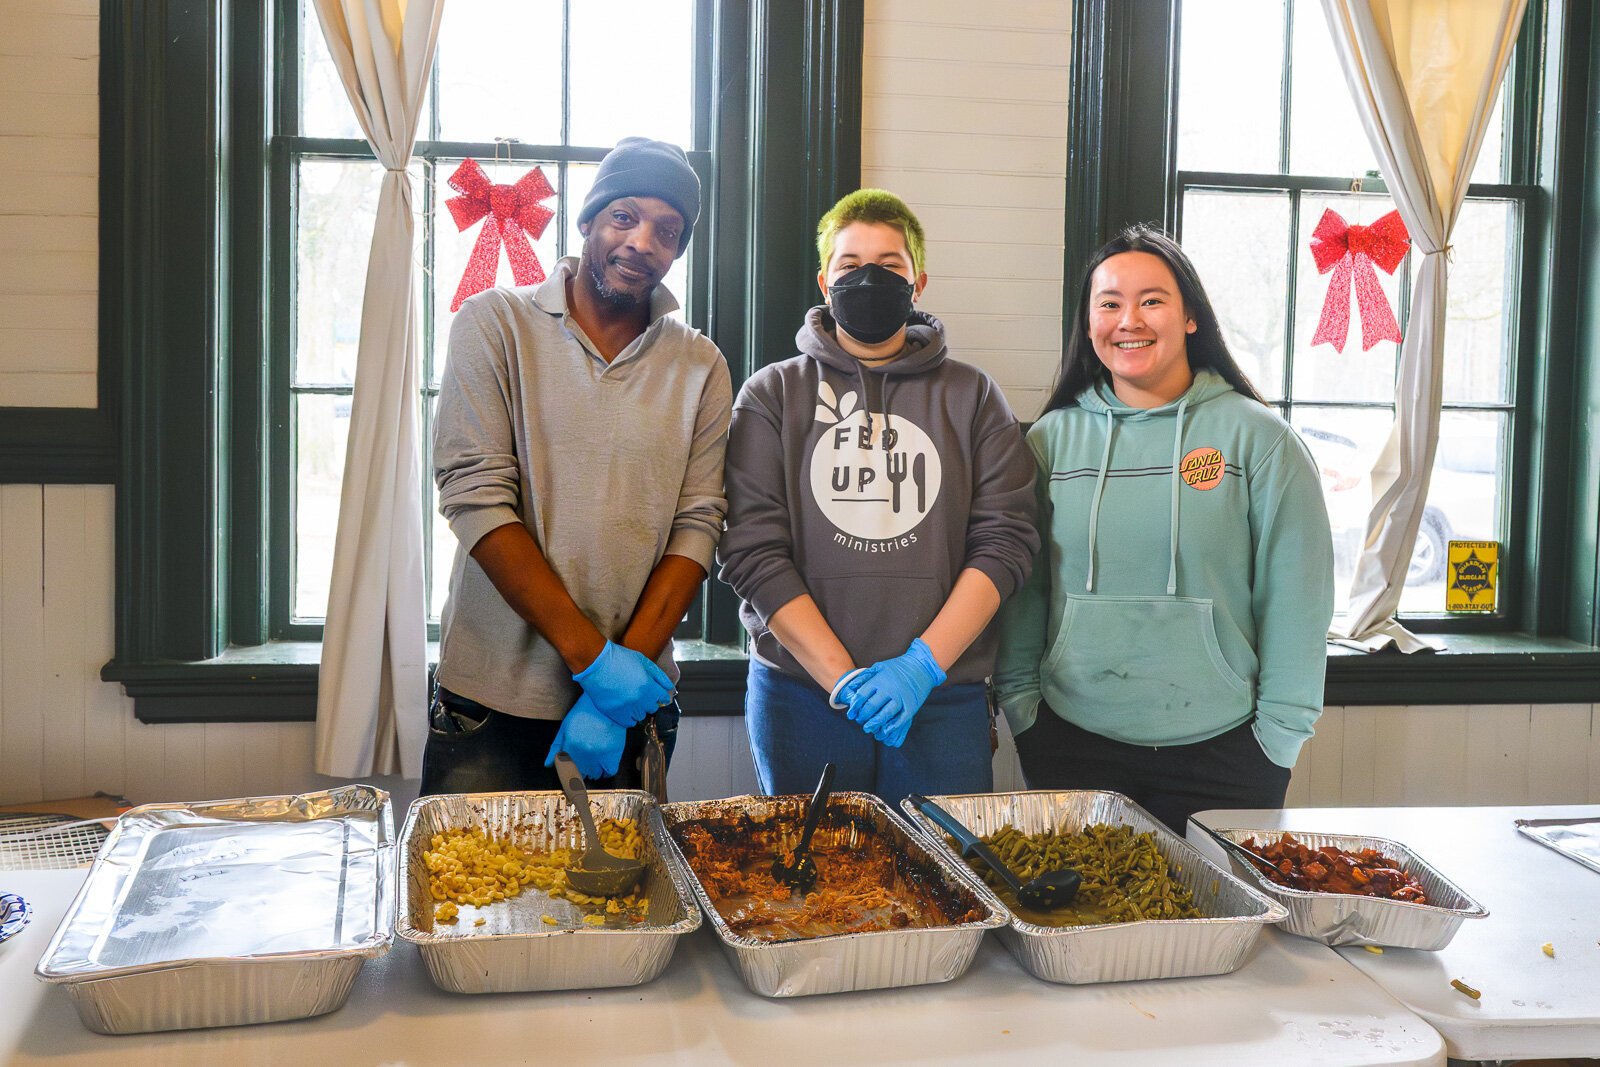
[1043,224,1265,413]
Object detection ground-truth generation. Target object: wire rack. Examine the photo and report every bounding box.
[0,814,111,870]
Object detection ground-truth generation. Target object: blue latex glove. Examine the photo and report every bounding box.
[844,638,947,748]
[572,640,673,727]
[543,693,627,779]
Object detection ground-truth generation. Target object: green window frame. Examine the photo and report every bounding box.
[271,0,721,643]
[99,0,866,723]
[1066,0,1600,702]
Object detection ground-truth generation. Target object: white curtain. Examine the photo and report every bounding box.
[311,0,445,776]
[1322,0,1526,652]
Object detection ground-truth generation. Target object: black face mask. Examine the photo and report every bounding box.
[827,263,916,345]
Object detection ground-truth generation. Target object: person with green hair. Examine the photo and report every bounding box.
[718,188,1039,799]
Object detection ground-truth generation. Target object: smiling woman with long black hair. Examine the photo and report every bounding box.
[993,224,1334,833]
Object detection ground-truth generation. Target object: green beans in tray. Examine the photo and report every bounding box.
[971,823,1203,927]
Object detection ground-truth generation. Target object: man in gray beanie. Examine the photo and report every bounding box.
[425,137,731,793]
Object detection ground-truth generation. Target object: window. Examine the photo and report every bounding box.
[278,0,707,637]
[104,0,866,721]
[1061,0,1600,702]
[1174,0,1527,621]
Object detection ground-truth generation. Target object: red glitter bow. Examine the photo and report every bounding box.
[1309,208,1410,353]
[445,159,556,312]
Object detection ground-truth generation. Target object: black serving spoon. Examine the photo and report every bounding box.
[771,762,835,894]
[909,794,1081,911]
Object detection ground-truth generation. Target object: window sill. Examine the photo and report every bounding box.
[1323,632,1600,705]
[103,633,1600,725]
[103,640,751,724]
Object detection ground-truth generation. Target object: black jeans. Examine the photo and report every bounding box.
[418,685,680,797]
[1014,707,1291,834]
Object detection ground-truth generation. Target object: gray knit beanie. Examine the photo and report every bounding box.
[577,137,700,256]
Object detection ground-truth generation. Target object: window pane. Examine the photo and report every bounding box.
[569,0,694,148]
[662,251,690,320]
[1469,82,1507,186]
[428,395,453,622]
[1177,0,1284,173]
[298,0,364,139]
[295,159,384,387]
[1291,405,1394,618]
[432,499,454,622]
[1399,409,1507,613]
[1291,192,1402,402]
[294,392,351,621]
[1288,0,1378,178]
[433,158,564,373]
[435,0,563,144]
[564,162,597,255]
[1181,189,1291,400]
[1442,198,1517,405]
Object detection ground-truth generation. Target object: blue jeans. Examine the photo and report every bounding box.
[745,660,992,802]
[419,686,680,796]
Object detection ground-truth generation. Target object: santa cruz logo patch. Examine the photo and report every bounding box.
[1180,446,1225,490]
[809,379,941,547]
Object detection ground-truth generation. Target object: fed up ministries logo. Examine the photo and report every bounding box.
[809,380,941,546]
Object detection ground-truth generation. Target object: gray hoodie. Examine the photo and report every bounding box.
[718,307,1039,684]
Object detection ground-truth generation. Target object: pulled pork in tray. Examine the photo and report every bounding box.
[671,813,986,942]
[1241,833,1428,903]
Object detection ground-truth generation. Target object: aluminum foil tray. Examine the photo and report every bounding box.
[35,785,393,1034]
[1515,816,1600,876]
[654,792,1004,998]
[1210,827,1488,949]
[396,790,699,994]
[900,791,1287,985]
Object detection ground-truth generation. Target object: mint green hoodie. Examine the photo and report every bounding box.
[993,370,1334,768]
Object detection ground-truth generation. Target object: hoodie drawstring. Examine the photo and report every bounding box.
[1084,408,1115,593]
[855,361,872,443]
[1166,396,1189,595]
[1085,396,1188,596]
[853,364,896,445]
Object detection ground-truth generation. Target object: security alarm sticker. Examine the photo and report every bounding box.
[1446,540,1497,613]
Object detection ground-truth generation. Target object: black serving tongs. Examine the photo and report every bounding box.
[909,794,1081,911]
[770,762,835,894]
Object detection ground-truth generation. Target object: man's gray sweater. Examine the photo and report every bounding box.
[433,259,731,719]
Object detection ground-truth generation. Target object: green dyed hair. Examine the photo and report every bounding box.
[816,188,927,275]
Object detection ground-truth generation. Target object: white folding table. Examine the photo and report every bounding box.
[0,866,1446,1066]
[1190,804,1600,1063]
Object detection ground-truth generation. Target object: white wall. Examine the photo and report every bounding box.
[862,0,1070,421]
[0,3,1595,809]
[0,0,98,407]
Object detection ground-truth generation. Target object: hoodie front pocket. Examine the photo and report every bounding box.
[1041,593,1251,742]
